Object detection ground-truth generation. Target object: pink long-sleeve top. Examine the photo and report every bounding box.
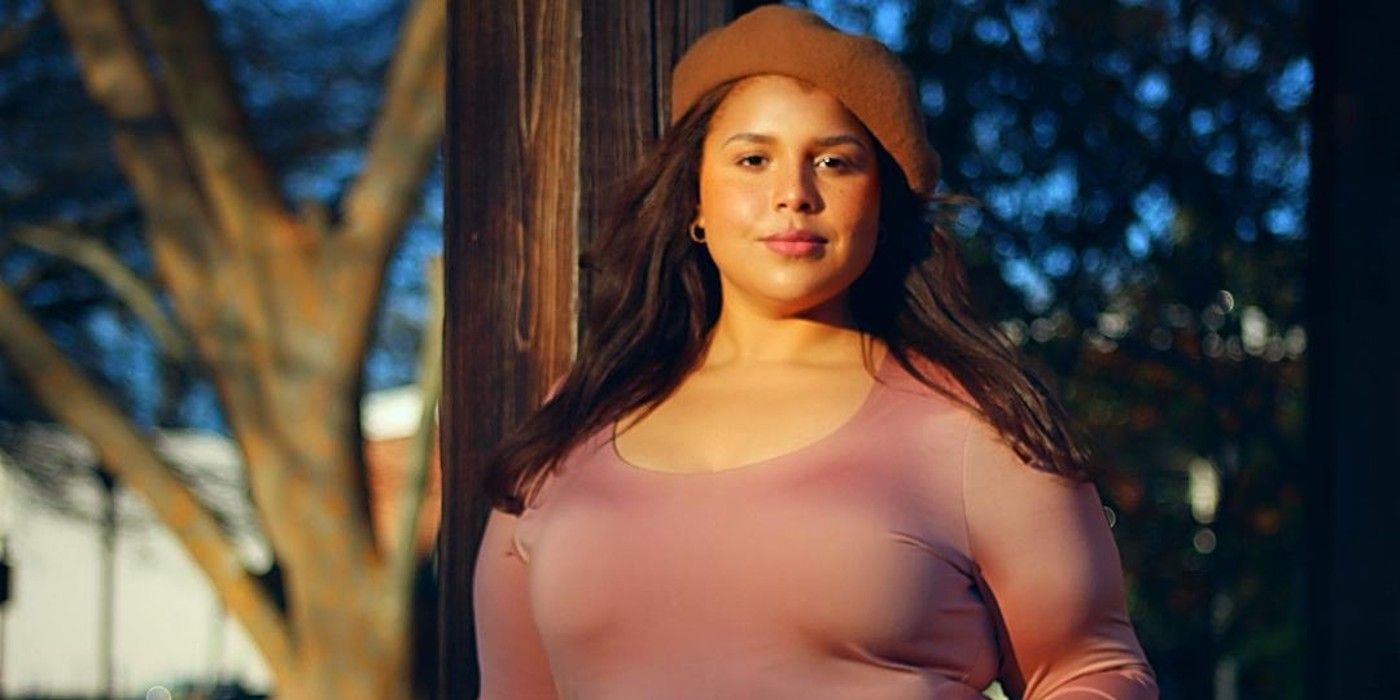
[473,352,1158,699]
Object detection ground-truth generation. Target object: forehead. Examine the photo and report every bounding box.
[706,74,872,145]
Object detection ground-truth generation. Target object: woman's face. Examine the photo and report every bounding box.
[696,74,882,320]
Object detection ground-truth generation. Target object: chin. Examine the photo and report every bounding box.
[718,265,866,315]
[750,282,854,317]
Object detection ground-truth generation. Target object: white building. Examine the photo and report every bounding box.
[0,385,435,698]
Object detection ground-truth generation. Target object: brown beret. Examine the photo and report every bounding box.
[671,5,941,197]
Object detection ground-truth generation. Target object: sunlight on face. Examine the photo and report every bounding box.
[696,74,882,321]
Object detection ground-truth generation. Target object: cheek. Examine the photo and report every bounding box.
[841,229,879,284]
[699,177,763,226]
[854,180,882,224]
[837,206,881,280]
[843,188,882,254]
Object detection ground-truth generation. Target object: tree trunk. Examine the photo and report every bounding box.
[21,0,449,695]
[276,580,413,700]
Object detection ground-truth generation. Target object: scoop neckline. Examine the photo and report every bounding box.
[605,349,893,478]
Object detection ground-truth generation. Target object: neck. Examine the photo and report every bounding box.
[701,293,875,367]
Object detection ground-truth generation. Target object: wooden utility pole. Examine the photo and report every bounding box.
[439,1,770,696]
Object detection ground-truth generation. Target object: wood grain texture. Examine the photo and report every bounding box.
[578,1,657,310]
[651,0,731,132]
[441,0,580,694]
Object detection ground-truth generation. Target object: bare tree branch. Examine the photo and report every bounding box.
[48,0,221,295]
[390,255,442,590]
[0,281,295,679]
[311,0,447,441]
[127,0,297,247]
[13,223,194,363]
[336,0,446,258]
[50,0,283,433]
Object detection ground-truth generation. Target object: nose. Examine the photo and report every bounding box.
[772,160,822,213]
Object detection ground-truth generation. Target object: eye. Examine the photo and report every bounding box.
[816,155,851,170]
[736,154,768,168]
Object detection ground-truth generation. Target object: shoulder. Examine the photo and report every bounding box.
[960,408,1103,561]
[884,350,1067,481]
[882,349,979,409]
[866,350,986,472]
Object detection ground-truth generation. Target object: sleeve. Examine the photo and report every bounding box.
[472,506,559,699]
[961,414,1159,700]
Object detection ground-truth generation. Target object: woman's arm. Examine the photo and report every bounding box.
[961,414,1159,700]
[473,374,568,698]
[472,507,559,700]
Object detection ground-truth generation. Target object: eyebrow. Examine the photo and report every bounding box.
[720,132,871,152]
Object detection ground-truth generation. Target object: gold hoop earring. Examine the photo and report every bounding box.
[688,223,706,244]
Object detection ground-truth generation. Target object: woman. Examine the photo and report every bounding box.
[473,6,1158,699]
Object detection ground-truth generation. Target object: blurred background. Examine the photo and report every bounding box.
[0,0,1314,698]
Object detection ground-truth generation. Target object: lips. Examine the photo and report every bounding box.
[761,229,827,256]
[763,228,828,243]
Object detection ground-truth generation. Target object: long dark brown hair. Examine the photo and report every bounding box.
[484,79,1092,514]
